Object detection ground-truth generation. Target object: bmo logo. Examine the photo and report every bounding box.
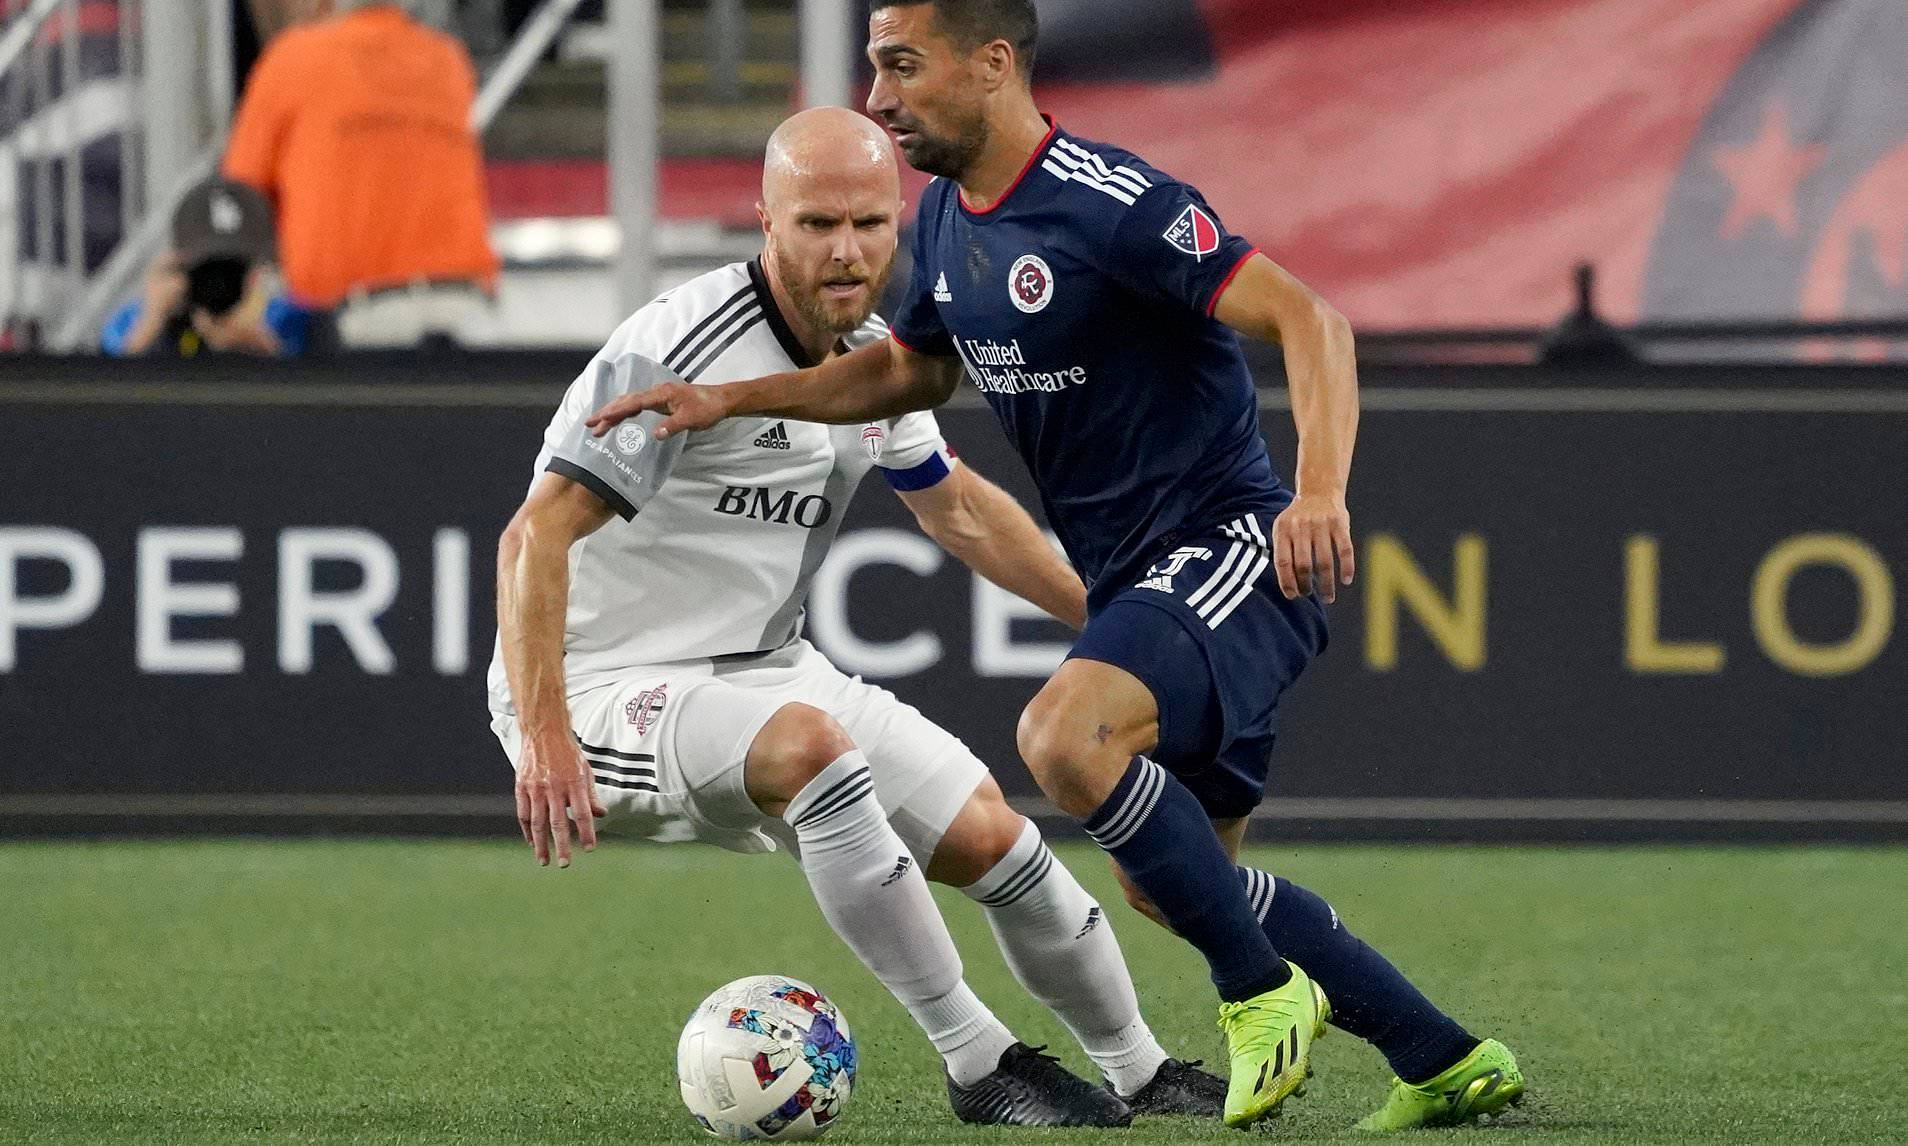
[713,486,835,529]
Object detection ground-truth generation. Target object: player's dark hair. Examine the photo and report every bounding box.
[873,0,1039,76]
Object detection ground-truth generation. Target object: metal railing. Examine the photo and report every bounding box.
[472,0,591,133]
[0,0,62,82]
[45,0,598,351]
[1,0,135,343]
[0,0,242,349]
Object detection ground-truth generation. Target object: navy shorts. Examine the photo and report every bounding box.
[1068,512,1328,819]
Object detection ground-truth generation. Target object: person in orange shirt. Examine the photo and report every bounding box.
[223,0,502,348]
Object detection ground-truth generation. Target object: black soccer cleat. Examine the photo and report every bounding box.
[1109,1057,1228,1117]
[946,1043,1134,1127]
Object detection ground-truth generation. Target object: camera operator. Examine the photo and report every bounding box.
[101,178,311,358]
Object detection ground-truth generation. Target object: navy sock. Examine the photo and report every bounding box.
[1241,868,1480,1083]
[1084,757,1289,1002]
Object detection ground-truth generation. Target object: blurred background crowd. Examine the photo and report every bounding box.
[0,0,1902,362]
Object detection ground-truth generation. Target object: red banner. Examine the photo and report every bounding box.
[1042,0,1857,328]
[487,0,1906,330]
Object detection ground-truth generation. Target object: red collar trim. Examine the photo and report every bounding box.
[959,116,1059,217]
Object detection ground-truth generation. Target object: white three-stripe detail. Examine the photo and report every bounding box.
[1184,545,1242,611]
[1206,515,1271,628]
[1052,137,1153,196]
[1040,158,1135,205]
[1039,140,1153,207]
[1186,520,1254,611]
[1243,868,1275,922]
[1089,758,1166,850]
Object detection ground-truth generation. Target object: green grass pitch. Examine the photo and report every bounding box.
[3,840,1905,1143]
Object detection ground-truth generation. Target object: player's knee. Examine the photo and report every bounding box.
[769,703,857,779]
[747,703,857,809]
[971,802,1026,872]
[1016,693,1112,817]
[923,774,1024,886]
[936,798,1026,886]
[1014,688,1070,776]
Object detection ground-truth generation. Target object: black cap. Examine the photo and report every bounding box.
[172,178,276,265]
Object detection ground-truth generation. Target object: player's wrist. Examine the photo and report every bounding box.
[521,715,576,751]
[720,377,769,417]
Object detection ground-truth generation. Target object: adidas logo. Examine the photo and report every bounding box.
[1074,906,1102,939]
[881,856,913,887]
[753,422,792,450]
[933,272,952,303]
[1137,575,1175,594]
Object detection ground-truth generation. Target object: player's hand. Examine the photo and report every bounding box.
[515,732,606,868]
[585,380,735,442]
[1271,492,1355,603]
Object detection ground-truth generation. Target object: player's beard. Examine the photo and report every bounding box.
[893,104,989,181]
[771,243,895,341]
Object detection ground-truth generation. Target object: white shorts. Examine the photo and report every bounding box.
[490,640,988,860]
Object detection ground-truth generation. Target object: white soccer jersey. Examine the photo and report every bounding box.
[486,259,957,712]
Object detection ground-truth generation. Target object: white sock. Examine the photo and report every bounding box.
[963,819,1170,1095]
[786,751,1016,1087]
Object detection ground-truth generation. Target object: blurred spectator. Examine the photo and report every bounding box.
[222,0,500,349]
[101,179,310,358]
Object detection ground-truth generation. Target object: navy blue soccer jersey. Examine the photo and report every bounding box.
[889,119,1292,610]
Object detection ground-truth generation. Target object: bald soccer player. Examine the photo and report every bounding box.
[490,108,1224,1128]
[582,2,1527,1133]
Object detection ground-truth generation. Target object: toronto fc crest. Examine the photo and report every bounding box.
[625,683,667,734]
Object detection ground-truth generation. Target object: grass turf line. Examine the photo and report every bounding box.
[2,841,1905,1143]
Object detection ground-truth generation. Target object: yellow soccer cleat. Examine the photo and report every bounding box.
[1217,963,1330,1128]
[1355,1037,1526,1131]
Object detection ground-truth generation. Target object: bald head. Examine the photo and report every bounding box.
[762,107,900,211]
[756,108,905,358]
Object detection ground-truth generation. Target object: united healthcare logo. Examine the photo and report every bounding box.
[614,423,649,456]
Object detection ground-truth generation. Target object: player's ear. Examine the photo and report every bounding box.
[755,201,771,237]
[976,38,1015,92]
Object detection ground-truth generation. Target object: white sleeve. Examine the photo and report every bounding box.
[543,352,689,519]
[876,410,957,491]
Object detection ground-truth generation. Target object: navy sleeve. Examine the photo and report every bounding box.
[1102,180,1258,317]
[887,187,956,357]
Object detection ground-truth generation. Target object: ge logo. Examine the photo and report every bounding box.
[1009,254,1054,313]
[614,423,649,456]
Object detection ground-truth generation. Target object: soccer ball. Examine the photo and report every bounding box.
[677,975,857,1140]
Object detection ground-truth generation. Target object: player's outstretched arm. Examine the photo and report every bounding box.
[585,338,963,440]
[897,462,1088,630]
[497,474,614,867]
[1213,254,1360,602]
